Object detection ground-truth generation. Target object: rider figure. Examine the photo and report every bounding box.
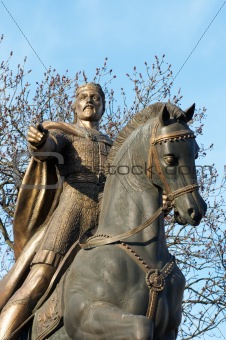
[0,82,112,339]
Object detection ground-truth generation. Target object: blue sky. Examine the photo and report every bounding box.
[1,1,226,338]
[1,0,226,180]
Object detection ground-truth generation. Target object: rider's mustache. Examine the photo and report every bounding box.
[83,104,94,110]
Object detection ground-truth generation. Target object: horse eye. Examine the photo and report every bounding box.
[164,155,176,165]
[195,152,199,159]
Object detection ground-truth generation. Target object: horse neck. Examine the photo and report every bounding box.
[98,124,169,262]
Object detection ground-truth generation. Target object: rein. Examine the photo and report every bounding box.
[79,207,163,249]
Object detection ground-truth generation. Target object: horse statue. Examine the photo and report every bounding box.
[28,102,206,339]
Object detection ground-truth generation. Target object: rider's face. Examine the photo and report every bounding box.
[75,89,104,122]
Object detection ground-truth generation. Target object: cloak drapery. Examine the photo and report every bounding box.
[13,121,88,260]
[0,121,112,311]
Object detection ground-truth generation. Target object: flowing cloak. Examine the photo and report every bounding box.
[0,121,112,310]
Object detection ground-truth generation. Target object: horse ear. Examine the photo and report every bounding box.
[159,105,170,126]
[184,103,195,122]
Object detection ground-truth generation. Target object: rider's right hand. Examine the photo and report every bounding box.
[27,123,49,147]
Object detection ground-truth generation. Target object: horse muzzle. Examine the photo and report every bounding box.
[173,191,207,226]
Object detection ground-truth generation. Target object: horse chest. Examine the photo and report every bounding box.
[123,278,150,315]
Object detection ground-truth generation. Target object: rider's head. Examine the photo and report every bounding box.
[71,83,105,123]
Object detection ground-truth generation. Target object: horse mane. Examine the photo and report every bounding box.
[106,102,186,169]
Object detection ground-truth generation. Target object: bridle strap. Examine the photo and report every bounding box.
[79,207,163,249]
[167,183,199,201]
[148,119,199,201]
[151,130,195,145]
[151,144,199,198]
[151,145,172,195]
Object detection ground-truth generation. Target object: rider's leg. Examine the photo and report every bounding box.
[0,263,55,340]
[0,184,99,340]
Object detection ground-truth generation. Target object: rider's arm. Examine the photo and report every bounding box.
[27,124,68,161]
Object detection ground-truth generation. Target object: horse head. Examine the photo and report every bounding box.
[148,103,207,226]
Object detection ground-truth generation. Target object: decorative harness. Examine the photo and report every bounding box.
[79,118,199,320]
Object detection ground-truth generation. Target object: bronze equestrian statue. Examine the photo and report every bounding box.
[0,96,207,339]
[0,83,112,339]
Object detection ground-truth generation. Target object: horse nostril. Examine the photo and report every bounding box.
[188,208,195,220]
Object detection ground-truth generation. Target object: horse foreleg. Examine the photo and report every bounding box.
[64,297,153,340]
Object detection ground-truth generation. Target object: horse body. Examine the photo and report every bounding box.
[63,128,171,339]
[60,103,206,340]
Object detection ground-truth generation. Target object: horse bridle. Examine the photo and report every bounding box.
[147,118,199,206]
[79,118,199,249]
